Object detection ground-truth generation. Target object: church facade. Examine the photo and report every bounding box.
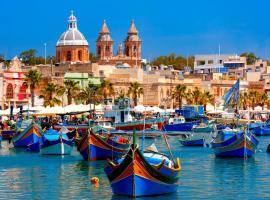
[56,12,142,67]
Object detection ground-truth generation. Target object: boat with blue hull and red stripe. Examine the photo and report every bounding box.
[77,131,129,161]
[13,123,43,148]
[40,128,74,155]
[179,137,204,146]
[115,118,164,131]
[211,129,259,157]
[104,144,181,197]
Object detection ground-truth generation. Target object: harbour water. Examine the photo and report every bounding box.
[0,136,270,200]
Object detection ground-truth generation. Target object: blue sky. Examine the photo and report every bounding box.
[2,0,270,60]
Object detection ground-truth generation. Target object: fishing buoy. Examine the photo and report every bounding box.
[91,177,99,185]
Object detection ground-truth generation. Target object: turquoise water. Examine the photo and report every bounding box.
[0,136,270,200]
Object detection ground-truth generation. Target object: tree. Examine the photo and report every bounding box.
[127,82,144,106]
[240,52,257,65]
[39,83,63,107]
[64,80,80,105]
[172,84,187,109]
[0,54,4,62]
[259,92,269,110]
[89,53,97,63]
[78,83,102,116]
[99,80,115,104]
[191,87,202,105]
[200,91,214,111]
[24,69,42,107]
[248,90,259,110]
[20,49,38,65]
[240,91,249,110]
[151,54,194,70]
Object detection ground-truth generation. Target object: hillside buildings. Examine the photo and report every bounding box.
[1,12,270,109]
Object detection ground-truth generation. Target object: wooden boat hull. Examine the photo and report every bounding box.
[77,132,128,161]
[115,118,164,131]
[163,121,199,132]
[0,130,16,140]
[54,125,88,135]
[211,131,258,157]
[105,144,180,197]
[192,126,214,133]
[13,124,43,148]
[179,138,204,146]
[253,126,270,136]
[40,139,73,155]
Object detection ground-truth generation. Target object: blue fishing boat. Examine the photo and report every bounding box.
[179,136,204,146]
[211,129,259,157]
[252,126,270,136]
[40,128,74,155]
[0,129,16,140]
[13,122,43,148]
[163,117,199,132]
[104,141,181,197]
[77,131,129,160]
[192,123,215,133]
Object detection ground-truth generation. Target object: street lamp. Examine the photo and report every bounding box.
[44,43,47,65]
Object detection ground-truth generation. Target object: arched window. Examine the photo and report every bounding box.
[18,83,27,100]
[98,46,101,56]
[67,51,72,61]
[78,50,82,61]
[106,45,110,52]
[6,84,13,99]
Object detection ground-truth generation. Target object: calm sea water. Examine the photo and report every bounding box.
[0,136,270,200]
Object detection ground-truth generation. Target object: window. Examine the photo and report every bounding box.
[78,50,82,61]
[197,60,205,65]
[208,60,214,64]
[106,46,110,52]
[6,84,13,99]
[219,60,223,64]
[67,51,72,61]
[55,72,60,77]
[125,46,129,56]
[98,46,101,56]
[19,83,27,99]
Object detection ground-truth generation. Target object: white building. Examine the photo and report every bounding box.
[194,54,246,74]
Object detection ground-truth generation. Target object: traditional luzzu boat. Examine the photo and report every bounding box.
[115,118,164,131]
[104,133,181,197]
[77,130,130,161]
[13,121,43,148]
[0,130,16,140]
[211,129,259,157]
[163,116,200,132]
[192,123,215,133]
[210,79,259,157]
[179,135,204,146]
[252,125,270,136]
[40,128,74,155]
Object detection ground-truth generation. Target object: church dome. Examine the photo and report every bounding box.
[57,29,88,46]
[56,12,88,46]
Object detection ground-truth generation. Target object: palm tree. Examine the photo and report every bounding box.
[259,92,269,110]
[78,83,102,116]
[240,91,249,110]
[191,87,202,105]
[248,90,259,110]
[99,80,115,104]
[200,91,214,111]
[127,82,144,106]
[39,83,62,107]
[172,84,187,109]
[64,80,80,105]
[24,69,42,107]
